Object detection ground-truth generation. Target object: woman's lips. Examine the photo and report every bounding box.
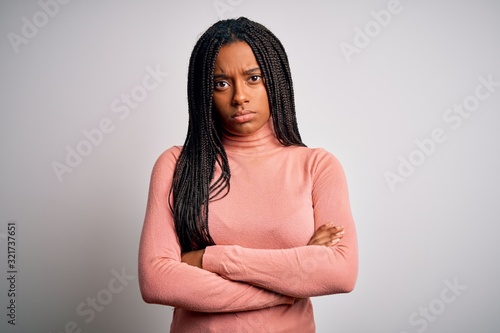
[232,111,255,123]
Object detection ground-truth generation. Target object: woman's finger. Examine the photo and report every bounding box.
[307,224,345,246]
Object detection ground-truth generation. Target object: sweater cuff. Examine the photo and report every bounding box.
[202,245,228,274]
[203,245,245,277]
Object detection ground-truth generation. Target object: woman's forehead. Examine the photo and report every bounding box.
[214,41,260,73]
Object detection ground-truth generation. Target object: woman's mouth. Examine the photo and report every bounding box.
[232,110,255,123]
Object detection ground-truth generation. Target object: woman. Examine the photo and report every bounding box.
[139,17,358,332]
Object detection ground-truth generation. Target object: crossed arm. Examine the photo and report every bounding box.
[139,147,357,312]
[181,223,345,268]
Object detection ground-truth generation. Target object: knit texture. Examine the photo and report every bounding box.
[139,120,358,332]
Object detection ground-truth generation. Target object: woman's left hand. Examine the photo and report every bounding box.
[181,249,205,268]
[307,223,345,247]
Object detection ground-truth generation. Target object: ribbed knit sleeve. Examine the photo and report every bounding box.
[202,149,358,298]
[138,147,295,312]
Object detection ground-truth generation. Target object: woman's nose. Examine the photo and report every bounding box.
[232,81,249,106]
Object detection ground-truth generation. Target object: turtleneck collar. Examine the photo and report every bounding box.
[221,117,283,155]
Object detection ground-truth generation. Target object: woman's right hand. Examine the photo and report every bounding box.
[307,223,345,247]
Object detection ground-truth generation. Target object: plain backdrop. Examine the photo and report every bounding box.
[1,0,499,332]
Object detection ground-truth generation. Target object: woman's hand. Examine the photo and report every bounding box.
[307,223,345,247]
[181,249,205,268]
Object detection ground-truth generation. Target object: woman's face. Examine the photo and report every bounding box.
[212,41,271,136]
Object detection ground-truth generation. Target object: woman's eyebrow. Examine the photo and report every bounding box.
[213,67,261,80]
[213,73,227,80]
[245,67,261,74]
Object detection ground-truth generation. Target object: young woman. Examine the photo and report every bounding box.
[139,17,358,332]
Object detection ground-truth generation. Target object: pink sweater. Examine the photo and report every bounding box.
[139,121,358,332]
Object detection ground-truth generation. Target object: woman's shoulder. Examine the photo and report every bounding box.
[291,145,339,161]
[159,145,183,159]
[151,146,183,172]
[289,145,344,171]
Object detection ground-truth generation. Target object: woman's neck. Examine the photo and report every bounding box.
[220,118,282,155]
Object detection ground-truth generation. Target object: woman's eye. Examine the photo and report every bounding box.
[249,75,261,83]
[214,81,229,90]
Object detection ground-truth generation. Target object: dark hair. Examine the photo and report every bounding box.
[170,17,305,252]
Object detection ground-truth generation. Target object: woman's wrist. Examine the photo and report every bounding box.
[181,249,205,268]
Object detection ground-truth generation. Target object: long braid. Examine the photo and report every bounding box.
[246,22,304,145]
[170,17,304,252]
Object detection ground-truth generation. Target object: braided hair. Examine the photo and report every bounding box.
[170,17,305,252]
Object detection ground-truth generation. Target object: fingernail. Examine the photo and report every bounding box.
[331,238,340,244]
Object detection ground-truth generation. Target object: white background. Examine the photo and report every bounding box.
[1,0,499,332]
